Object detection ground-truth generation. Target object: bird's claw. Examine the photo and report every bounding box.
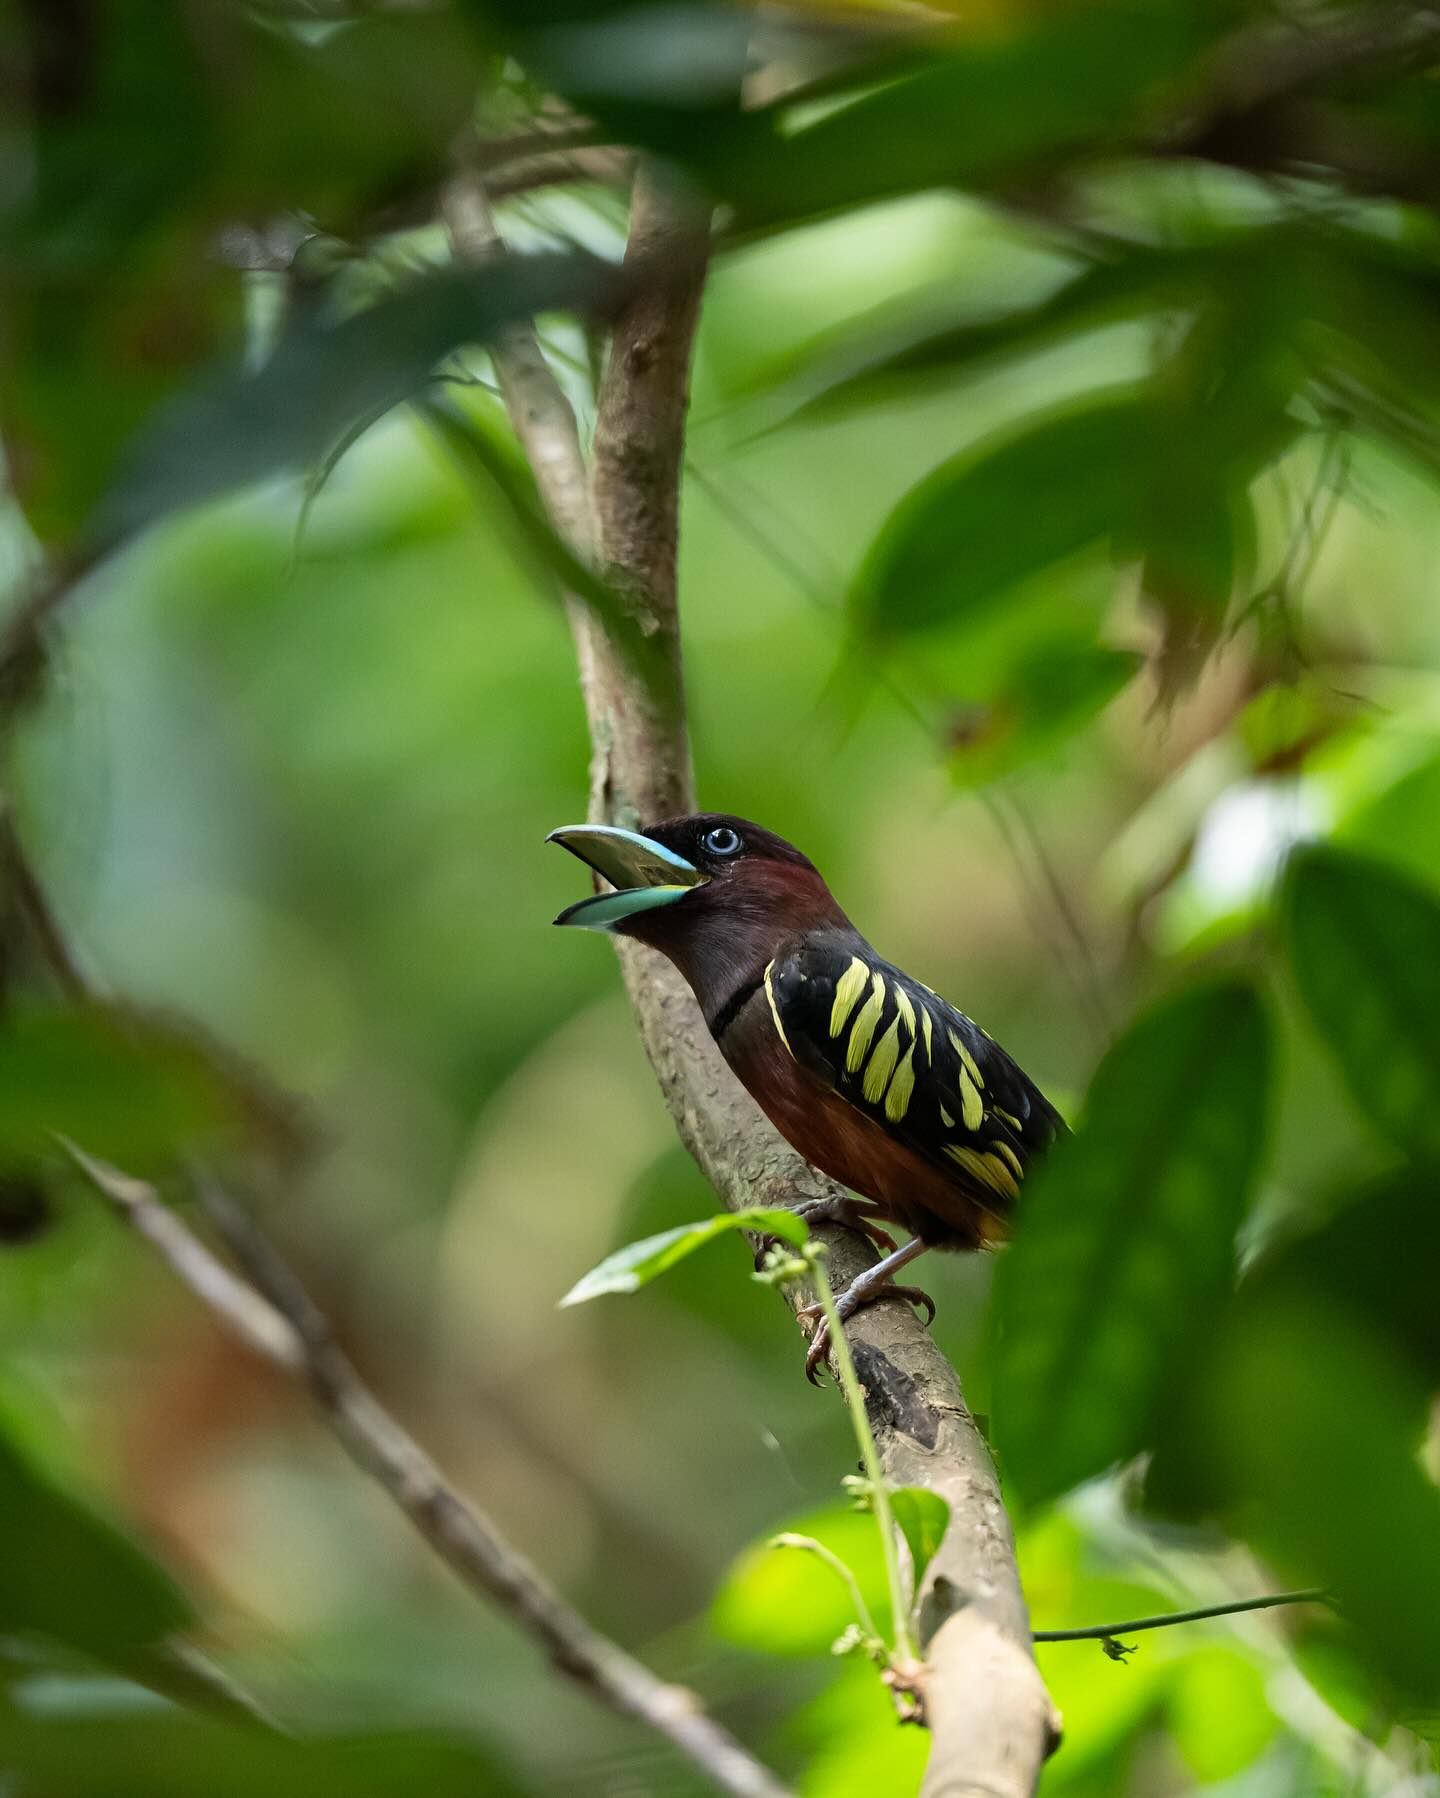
[799,1279,937,1384]
[790,1195,898,1257]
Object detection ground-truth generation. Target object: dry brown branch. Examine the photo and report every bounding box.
[456,160,1059,1794]
[61,1140,792,1798]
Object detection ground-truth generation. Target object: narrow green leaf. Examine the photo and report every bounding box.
[559,1208,807,1306]
[767,243,1224,430]
[994,979,1271,1509]
[0,1410,194,1669]
[97,253,621,550]
[889,1488,949,1596]
[1282,844,1440,1161]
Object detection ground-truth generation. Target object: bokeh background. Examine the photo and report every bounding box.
[5,2,1440,1793]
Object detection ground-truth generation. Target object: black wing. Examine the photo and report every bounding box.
[764,938,1065,1213]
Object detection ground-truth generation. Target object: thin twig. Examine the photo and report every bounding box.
[62,1142,792,1798]
[1033,1588,1330,1644]
[60,1142,303,1369]
[769,1533,881,1648]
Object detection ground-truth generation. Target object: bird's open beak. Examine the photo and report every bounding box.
[547,824,709,931]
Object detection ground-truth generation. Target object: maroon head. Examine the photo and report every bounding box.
[547,813,850,1016]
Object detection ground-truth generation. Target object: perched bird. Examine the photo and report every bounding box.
[549,813,1065,1376]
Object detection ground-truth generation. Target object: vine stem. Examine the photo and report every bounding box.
[769,1533,882,1647]
[1033,1588,1330,1643]
[808,1250,919,1669]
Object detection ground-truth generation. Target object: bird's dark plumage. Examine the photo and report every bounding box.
[761,933,1062,1244]
[550,812,1065,1259]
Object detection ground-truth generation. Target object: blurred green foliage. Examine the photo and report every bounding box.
[994,978,1271,1511]
[3,0,1440,1793]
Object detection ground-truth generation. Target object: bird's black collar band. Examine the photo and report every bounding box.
[708,972,766,1042]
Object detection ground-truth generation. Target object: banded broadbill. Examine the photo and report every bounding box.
[549,814,1064,1376]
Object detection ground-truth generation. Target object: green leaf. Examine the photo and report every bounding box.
[3,3,487,546]
[1218,1295,1440,1706]
[0,1006,243,1170]
[732,2,1213,226]
[1241,1169,1440,1395]
[769,242,1239,429]
[994,978,1271,1509]
[854,395,1150,639]
[1147,1165,1440,1526]
[948,645,1142,785]
[559,1208,807,1306]
[96,254,622,550]
[0,1406,194,1670]
[1282,844,1440,1161]
[889,1488,949,1596]
[0,1712,532,1798]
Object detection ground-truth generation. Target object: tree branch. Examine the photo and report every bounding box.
[466,157,1059,1794]
[61,1140,791,1798]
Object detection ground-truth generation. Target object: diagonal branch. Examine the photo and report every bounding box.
[60,1139,791,1798]
[462,159,1060,1795]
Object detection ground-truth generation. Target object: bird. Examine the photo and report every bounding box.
[548,813,1065,1377]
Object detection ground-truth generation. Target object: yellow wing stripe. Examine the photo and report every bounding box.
[948,1028,986,1091]
[892,984,916,1036]
[919,1006,933,1060]
[993,1140,1024,1181]
[957,1067,985,1132]
[845,971,887,1073]
[939,1103,955,1128]
[862,1016,903,1104]
[764,960,795,1060]
[885,1042,916,1121]
[830,957,870,1038]
[943,1143,1020,1199]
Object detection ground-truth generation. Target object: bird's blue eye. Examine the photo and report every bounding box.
[703,825,742,856]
